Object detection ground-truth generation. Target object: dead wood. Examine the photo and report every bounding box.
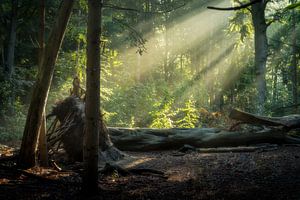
[108,127,300,151]
[197,145,278,153]
[229,108,300,130]
[46,97,300,155]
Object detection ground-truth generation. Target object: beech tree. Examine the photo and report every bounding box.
[208,0,269,114]
[251,1,268,114]
[18,0,75,169]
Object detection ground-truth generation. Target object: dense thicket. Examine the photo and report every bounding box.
[0,0,299,142]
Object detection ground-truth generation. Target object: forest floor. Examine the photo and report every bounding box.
[0,144,300,200]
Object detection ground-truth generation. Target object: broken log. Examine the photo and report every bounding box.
[229,108,300,129]
[108,127,300,151]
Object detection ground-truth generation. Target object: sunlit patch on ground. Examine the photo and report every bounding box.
[117,156,155,169]
[0,146,300,199]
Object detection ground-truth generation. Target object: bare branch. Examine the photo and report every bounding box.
[207,0,261,11]
[103,2,186,14]
[112,17,147,54]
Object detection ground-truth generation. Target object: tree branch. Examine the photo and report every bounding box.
[112,17,147,54]
[103,3,186,14]
[236,0,251,12]
[207,0,261,11]
[103,4,140,12]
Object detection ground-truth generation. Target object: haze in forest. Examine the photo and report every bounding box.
[0,0,297,148]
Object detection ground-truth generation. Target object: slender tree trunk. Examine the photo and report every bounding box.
[37,0,48,167]
[136,53,141,82]
[76,41,81,68]
[6,0,18,114]
[291,1,298,113]
[163,3,171,83]
[190,48,197,74]
[83,0,101,193]
[251,2,268,114]
[164,22,169,82]
[18,0,75,169]
[75,10,82,70]
[214,92,224,111]
[1,48,4,70]
[135,1,150,83]
[6,0,17,79]
[272,64,278,105]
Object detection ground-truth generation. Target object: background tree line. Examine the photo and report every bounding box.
[0,0,299,142]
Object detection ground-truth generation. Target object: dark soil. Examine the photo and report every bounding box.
[1,145,300,200]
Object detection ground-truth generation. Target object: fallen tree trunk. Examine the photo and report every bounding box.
[108,127,300,151]
[47,97,300,159]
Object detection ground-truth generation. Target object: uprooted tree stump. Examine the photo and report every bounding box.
[46,97,300,161]
[47,96,125,163]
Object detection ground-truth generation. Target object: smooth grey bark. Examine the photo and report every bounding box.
[251,1,268,114]
[18,0,75,169]
[83,0,101,192]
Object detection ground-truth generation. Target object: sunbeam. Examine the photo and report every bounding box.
[117,0,232,80]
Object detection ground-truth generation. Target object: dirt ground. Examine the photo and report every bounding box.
[0,145,300,200]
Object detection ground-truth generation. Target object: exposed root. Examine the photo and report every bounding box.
[99,145,127,163]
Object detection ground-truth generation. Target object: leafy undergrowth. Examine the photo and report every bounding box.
[0,145,300,200]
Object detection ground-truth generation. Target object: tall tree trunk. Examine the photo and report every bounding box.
[251,2,268,114]
[164,21,169,82]
[37,0,48,167]
[6,0,17,79]
[83,0,101,193]
[163,2,171,83]
[291,1,298,113]
[272,64,278,106]
[75,9,82,71]
[136,53,141,82]
[6,0,18,114]
[18,0,75,169]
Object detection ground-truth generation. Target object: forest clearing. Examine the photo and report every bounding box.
[0,0,300,199]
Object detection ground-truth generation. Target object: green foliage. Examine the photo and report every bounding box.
[105,83,156,127]
[150,99,175,128]
[175,99,199,128]
[0,98,26,142]
[285,2,300,10]
[228,9,253,43]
